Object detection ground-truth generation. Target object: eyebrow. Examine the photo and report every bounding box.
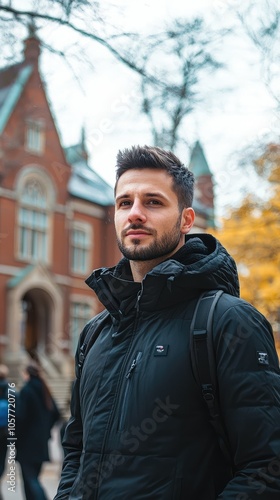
[115,192,168,203]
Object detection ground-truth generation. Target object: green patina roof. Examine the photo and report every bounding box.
[0,33,115,210]
[0,64,33,134]
[65,142,114,206]
[189,141,212,177]
[7,265,35,289]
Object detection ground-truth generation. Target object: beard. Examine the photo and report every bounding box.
[116,216,182,261]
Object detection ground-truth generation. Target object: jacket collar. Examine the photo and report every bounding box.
[85,233,239,316]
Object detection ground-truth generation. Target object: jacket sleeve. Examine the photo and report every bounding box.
[54,310,110,499]
[54,332,85,499]
[215,298,280,499]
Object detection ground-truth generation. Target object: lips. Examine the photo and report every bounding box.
[126,230,150,236]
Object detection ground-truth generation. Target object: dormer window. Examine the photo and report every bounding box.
[25,119,45,154]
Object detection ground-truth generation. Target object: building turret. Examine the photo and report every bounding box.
[189,141,215,228]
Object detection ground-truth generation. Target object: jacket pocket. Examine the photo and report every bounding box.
[118,351,142,432]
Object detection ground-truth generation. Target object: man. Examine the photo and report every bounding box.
[55,145,280,499]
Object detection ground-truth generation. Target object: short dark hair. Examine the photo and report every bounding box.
[115,145,194,209]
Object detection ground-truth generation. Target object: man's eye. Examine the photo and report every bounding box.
[119,200,131,207]
[148,199,161,205]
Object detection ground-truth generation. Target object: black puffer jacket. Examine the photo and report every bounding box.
[55,234,280,499]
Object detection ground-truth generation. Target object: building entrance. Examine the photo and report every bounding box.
[21,288,52,360]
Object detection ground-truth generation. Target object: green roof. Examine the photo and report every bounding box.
[7,265,35,289]
[189,141,212,177]
[0,64,33,134]
[65,143,114,206]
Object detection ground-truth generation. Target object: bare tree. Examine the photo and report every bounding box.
[139,17,225,151]
[0,1,228,154]
[0,0,149,77]
[235,0,280,109]
[221,0,280,191]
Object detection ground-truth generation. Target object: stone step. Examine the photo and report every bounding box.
[4,357,74,418]
[48,377,73,417]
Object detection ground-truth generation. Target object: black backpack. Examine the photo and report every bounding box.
[78,289,233,468]
[189,290,233,468]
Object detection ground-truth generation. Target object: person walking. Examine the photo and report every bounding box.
[55,145,280,499]
[59,380,74,458]
[0,365,9,500]
[17,362,60,500]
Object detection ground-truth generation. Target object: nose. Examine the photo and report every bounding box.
[128,200,147,223]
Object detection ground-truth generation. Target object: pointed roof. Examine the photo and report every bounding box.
[65,137,114,207]
[0,35,114,208]
[0,24,41,134]
[7,264,35,289]
[0,63,33,134]
[188,141,215,228]
[7,263,63,300]
[189,141,212,177]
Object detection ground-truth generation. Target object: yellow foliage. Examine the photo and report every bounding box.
[211,178,280,345]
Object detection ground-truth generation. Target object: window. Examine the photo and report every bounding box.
[18,179,48,262]
[71,225,91,274]
[70,302,92,354]
[25,120,45,154]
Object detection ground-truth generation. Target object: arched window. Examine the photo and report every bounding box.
[18,179,48,262]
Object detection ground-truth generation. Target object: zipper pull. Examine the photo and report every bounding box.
[125,352,142,379]
[136,287,143,312]
[126,358,137,379]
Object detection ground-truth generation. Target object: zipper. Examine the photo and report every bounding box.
[93,308,142,499]
[136,286,143,313]
[125,355,138,378]
[118,351,142,431]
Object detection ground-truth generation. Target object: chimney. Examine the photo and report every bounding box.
[23,21,40,65]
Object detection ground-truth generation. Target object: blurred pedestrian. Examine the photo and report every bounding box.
[0,364,9,500]
[16,362,61,500]
[59,380,74,458]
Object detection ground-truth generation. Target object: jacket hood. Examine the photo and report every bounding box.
[86,233,239,316]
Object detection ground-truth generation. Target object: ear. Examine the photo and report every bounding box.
[180,207,195,235]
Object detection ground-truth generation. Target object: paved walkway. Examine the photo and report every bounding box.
[1,425,63,500]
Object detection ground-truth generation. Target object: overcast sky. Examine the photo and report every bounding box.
[3,0,278,217]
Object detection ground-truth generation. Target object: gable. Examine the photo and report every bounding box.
[0,64,33,134]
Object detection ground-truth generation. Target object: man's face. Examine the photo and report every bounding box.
[114,168,190,261]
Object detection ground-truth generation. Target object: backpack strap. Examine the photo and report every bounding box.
[190,290,233,468]
[77,309,110,377]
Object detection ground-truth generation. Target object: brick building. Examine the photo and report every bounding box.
[0,32,214,397]
[0,32,119,396]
